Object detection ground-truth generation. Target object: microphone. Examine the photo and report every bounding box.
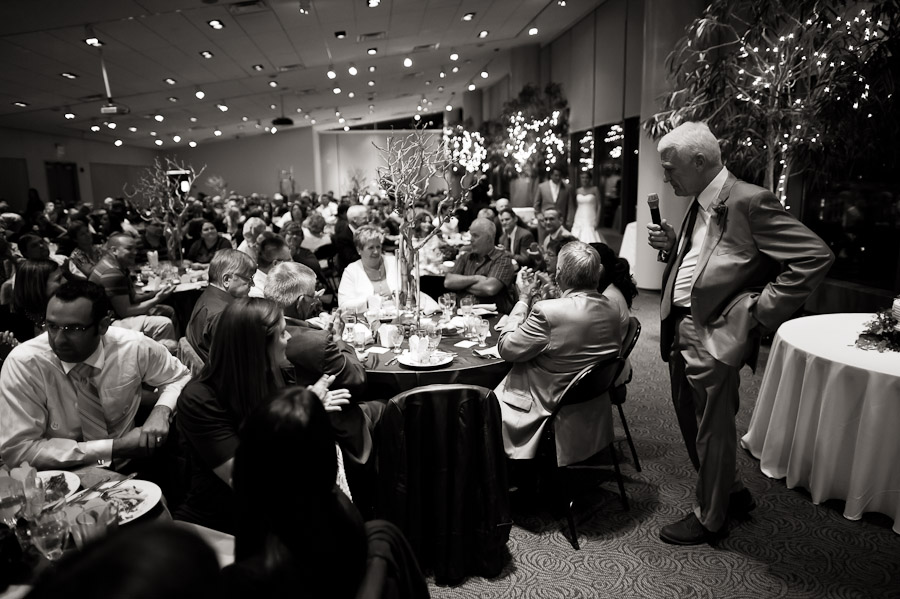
[647,193,661,226]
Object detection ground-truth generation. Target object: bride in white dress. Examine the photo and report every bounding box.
[571,171,605,244]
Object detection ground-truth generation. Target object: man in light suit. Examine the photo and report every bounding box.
[495,241,622,463]
[647,122,834,545]
[532,166,575,242]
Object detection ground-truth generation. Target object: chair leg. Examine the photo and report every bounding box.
[608,444,629,511]
[559,468,580,550]
[616,402,641,472]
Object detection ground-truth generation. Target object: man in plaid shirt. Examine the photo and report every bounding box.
[445,218,516,314]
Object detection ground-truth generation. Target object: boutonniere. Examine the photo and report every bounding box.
[711,202,728,229]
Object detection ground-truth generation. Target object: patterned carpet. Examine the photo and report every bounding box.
[428,291,900,599]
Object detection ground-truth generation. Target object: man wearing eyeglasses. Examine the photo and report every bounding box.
[186,249,256,362]
[248,233,291,299]
[0,280,191,469]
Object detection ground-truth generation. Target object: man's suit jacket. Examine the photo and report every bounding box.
[498,226,536,265]
[495,291,622,463]
[284,317,371,462]
[532,180,576,228]
[332,220,359,271]
[660,170,834,369]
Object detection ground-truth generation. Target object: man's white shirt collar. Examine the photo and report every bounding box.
[696,167,729,212]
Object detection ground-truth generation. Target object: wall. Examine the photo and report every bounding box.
[0,127,157,210]
[163,126,317,198]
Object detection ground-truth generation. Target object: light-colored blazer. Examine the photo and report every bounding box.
[338,254,438,314]
[495,291,622,464]
[660,170,834,368]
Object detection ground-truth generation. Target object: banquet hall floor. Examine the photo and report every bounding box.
[428,290,900,599]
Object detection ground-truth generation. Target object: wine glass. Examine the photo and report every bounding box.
[30,508,69,561]
[364,309,381,337]
[426,322,442,353]
[0,480,25,529]
[476,319,490,347]
[389,325,404,354]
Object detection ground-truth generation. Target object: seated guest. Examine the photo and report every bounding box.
[445,218,516,314]
[236,217,266,264]
[333,205,368,271]
[540,207,571,250]
[248,234,291,298]
[89,233,177,345]
[534,234,579,299]
[12,259,64,338]
[17,233,63,265]
[280,222,328,288]
[137,219,169,264]
[186,220,232,264]
[300,212,331,252]
[223,387,367,599]
[63,221,102,277]
[338,225,438,314]
[595,242,639,385]
[0,280,190,469]
[186,249,256,362]
[265,262,372,463]
[494,242,622,460]
[497,208,536,267]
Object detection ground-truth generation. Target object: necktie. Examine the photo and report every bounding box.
[69,363,108,441]
[674,199,700,267]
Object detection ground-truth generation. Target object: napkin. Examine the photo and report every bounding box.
[494,315,509,331]
[474,345,501,358]
[473,303,497,311]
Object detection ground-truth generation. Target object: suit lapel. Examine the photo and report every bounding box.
[693,172,737,284]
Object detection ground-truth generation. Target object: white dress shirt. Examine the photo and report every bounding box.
[672,167,728,308]
[249,269,268,298]
[550,180,560,202]
[0,327,191,468]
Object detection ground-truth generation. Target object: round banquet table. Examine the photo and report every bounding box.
[740,313,900,533]
[362,314,512,399]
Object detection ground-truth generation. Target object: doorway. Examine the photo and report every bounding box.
[45,161,81,208]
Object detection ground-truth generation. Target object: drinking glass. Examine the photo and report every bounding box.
[74,509,107,549]
[364,309,381,337]
[476,319,490,347]
[460,296,474,316]
[426,323,442,353]
[23,478,45,520]
[0,480,24,529]
[353,326,367,352]
[390,326,404,354]
[30,509,69,561]
[342,312,357,343]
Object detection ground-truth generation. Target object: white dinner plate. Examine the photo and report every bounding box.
[93,479,162,524]
[37,470,80,500]
[397,351,454,370]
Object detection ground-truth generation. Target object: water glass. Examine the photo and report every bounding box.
[30,509,69,561]
[0,480,24,529]
[476,319,490,347]
[364,309,381,337]
[426,323,442,352]
[353,326,368,352]
[460,296,474,316]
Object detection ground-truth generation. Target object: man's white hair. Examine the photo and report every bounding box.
[658,121,722,166]
[264,261,317,308]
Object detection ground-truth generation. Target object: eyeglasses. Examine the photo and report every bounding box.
[45,321,97,335]
[230,273,254,287]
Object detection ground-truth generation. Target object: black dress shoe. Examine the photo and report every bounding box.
[659,513,723,545]
[728,488,757,518]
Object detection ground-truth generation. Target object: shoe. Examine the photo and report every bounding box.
[659,513,723,545]
[728,488,757,518]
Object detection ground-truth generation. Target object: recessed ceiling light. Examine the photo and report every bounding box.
[481,71,489,78]
[264,126,270,132]
[155,139,163,145]
[348,92,355,98]
[270,104,277,109]
[168,96,178,102]
[558,0,567,5]
[425,80,432,86]
[242,116,249,121]
[403,57,412,67]
[296,108,303,113]
[445,104,453,111]
[414,114,421,121]
[335,31,346,39]
[60,72,77,79]
[150,131,157,136]
[478,30,489,38]
[368,65,376,73]
[252,64,264,71]
[439,71,446,78]
[84,37,102,47]
[12,101,28,107]
[339,117,345,124]
[367,80,375,87]
[368,104,374,110]
[155,114,164,121]
[271,127,277,134]
[207,19,224,29]
[333,86,341,94]
[90,125,100,132]
[343,125,350,131]
[462,12,475,21]
[468,83,476,91]
[195,90,205,99]
[367,0,380,7]
[528,27,539,36]
[164,78,176,85]
[189,141,197,147]
[129,126,138,132]
[64,112,75,119]
[335,110,341,117]
[268,80,278,87]
[114,139,123,146]
[305,114,310,119]
[311,119,316,124]
[214,129,222,136]
[449,52,459,61]
[437,86,444,92]
[217,103,228,112]
[190,117,198,123]
[200,51,214,59]
[348,64,358,76]
[367,48,377,55]
[173,135,182,142]
[452,66,459,73]
[107,122,117,129]
[416,105,422,112]
[327,67,337,79]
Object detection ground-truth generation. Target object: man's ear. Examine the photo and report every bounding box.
[97,315,112,336]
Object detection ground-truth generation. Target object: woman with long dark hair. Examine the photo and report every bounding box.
[594,242,638,383]
[223,387,367,598]
[12,259,64,337]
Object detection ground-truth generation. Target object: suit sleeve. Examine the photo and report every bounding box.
[749,191,834,331]
[514,230,536,264]
[532,184,543,214]
[498,301,550,363]
[322,337,367,398]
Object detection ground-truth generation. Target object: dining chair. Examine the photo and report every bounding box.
[314,243,341,295]
[535,354,629,550]
[610,316,642,472]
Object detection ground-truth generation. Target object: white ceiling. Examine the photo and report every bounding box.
[0,0,604,149]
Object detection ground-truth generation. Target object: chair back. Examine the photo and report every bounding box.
[553,354,622,416]
[314,243,338,261]
[621,316,641,361]
[177,337,205,375]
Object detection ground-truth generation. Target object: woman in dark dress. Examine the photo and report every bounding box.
[186,220,233,264]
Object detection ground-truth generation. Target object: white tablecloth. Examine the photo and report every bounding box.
[741,313,900,533]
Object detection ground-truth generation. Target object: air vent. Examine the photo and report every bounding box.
[412,43,439,53]
[402,71,424,79]
[78,93,105,102]
[357,31,386,42]
[277,63,304,72]
[228,0,268,16]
